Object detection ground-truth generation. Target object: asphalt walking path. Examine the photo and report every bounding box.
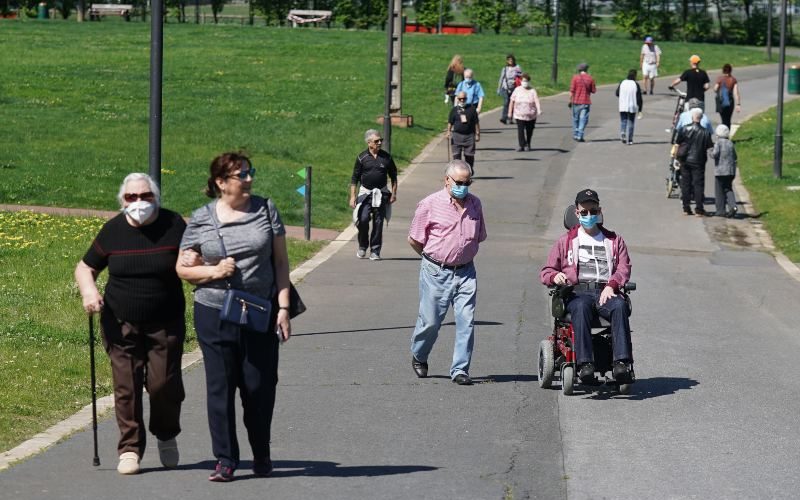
[3,62,800,500]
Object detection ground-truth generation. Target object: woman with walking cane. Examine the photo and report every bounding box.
[75,172,187,475]
[176,151,292,483]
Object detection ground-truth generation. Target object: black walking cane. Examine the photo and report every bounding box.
[88,313,100,466]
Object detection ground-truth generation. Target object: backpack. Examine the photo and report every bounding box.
[720,83,731,108]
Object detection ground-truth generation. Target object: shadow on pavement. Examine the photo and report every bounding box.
[583,376,699,400]
[266,460,438,478]
[474,374,538,383]
[293,325,415,336]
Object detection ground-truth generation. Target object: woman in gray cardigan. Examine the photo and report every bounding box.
[712,124,738,218]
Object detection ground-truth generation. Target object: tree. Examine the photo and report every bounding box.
[414,0,451,30]
[464,0,504,33]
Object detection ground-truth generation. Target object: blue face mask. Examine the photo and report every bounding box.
[579,214,599,228]
[464,78,473,84]
[450,184,469,199]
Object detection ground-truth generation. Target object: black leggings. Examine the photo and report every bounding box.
[516,119,536,148]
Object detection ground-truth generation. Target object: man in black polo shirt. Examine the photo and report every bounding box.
[349,129,398,260]
[669,54,710,102]
[447,91,480,174]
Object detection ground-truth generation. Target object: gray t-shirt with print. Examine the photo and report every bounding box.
[180,195,286,310]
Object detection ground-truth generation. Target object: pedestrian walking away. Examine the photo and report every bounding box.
[540,188,634,385]
[455,68,485,113]
[713,64,742,128]
[350,129,398,260]
[177,152,292,483]
[639,36,662,95]
[497,54,522,124]
[675,108,714,216]
[712,124,738,218]
[670,54,710,102]
[444,54,464,105]
[616,69,643,145]
[447,92,480,174]
[508,72,542,151]
[408,160,487,386]
[569,63,596,142]
[74,172,186,476]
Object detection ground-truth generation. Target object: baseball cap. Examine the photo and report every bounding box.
[644,36,654,43]
[576,62,589,72]
[689,54,701,64]
[575,188,600,205]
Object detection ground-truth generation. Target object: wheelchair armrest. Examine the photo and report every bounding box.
[623,282,636,292]
[548,285,573,319]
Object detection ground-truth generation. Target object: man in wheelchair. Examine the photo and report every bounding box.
[540,189,634,385]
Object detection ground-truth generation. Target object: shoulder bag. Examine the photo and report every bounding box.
[208,205,272,333]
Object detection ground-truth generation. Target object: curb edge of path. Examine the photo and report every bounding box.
[0,130,448,472]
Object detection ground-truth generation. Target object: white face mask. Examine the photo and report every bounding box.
[125,200,156,224]
[521,80,531,89]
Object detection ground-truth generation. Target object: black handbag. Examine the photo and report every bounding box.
[208,206,273,333]
[264,199,306,319]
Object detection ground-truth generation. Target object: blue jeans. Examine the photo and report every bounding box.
[619,112,636,142]
[565,289,632,365]
[572,104,590,140]
[501,91,512,121]
[410,259,477,378]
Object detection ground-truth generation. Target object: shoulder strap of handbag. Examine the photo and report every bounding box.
[206,204,232,289]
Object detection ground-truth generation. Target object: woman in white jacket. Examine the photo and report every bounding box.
[615,69,643,145]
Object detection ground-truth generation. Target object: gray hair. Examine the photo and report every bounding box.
[463,68,474,78]
[364,129,381,143]
[685,97,704,112]
[117,172,161,209]
[690,108,704,121]
[445,159,471,178]
[715,124,730,138]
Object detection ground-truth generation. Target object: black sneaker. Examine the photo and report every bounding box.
[209,462,235,482]
[578,363,595,383]
[612,361,632,384]
[253,458,273,477]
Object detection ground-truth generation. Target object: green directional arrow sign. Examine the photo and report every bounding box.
[296,168,307,180]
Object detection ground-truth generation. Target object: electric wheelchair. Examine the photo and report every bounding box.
[537,205,637,395]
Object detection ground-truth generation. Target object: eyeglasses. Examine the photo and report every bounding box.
[448,176,472,187]
[457,98,466,101]
[370,139,383,144]
[227,167,256,180]
[577,208,600,216]
[123,192,155,203]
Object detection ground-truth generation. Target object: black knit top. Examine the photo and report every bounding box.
[82,209,186,322]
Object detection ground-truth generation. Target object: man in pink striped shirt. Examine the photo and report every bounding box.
[407,160,487,385]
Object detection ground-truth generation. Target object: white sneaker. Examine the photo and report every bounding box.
[157,438,179,468]
[117,452,140,475]
[356,248,367,259]
[369,252,381,261]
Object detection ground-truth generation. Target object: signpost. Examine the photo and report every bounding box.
[296,166,312,240]
[148,0,164,187]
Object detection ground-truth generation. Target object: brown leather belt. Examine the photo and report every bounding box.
[422,253,471,270]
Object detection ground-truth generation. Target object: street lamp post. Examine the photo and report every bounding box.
[383,0,395,154]
[551,0,560,85]
[774,0,787,179]
[767,0,773,61]
[438,0,443,33]
[148,0,164,187]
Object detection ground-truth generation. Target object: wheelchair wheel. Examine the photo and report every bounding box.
[561,365,575,395]
[538,339,555,389]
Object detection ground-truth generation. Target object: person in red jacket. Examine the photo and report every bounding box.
[540,189,633,384]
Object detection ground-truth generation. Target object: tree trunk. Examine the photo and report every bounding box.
[713,0,726,42]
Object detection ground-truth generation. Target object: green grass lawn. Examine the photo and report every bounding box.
[0,21,783,453]
[734,100,800,262]
[0,209,323,452]
[0,22,772,229]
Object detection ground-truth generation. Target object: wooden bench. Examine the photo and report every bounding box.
[286,9,332,28]
[89,4,133,21]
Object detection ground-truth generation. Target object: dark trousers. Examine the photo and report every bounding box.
[100,311,185,457]
[565,289,632,365]
[719,106,734,128]
[501,91,512,121]
[194,302,279,468]
[357,200,386,254]
[619,112,636,142]
[516,119,536,148]
[715,174,737,214]
[681,162,706,212]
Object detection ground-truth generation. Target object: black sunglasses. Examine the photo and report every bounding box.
[448,175,472,187]
[577,208,600,216]
[123,191,155,203]
[228,167,256,180]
